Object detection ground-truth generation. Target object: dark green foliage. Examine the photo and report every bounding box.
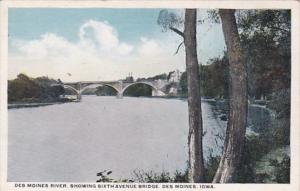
[8,73,64,103]
[271,117,290,147]
[269,155,290,183]
[8,73,42,102]
[178,71,187,97]
[201,11,291,183]
[204,155,221,182]
[34,76,65,101]
[247,106,272,133]
[95,86,117,96]
[197,10,291,100]
[96,170,117,182]
[135,171,172,183]
[210,97,290,183]
[173,170,189,183]
[123,84,152,97]
[238,10,291,99]
[237,93,290,183]
[267,89,290,146]
[235,134,289,183]
[236,135,272,183]
[96,170,114,182]
[178,55,229,99]
[96,170,134,183]
[96,169,188,183]
[267,89,290,118]
[201,56,229,99]
[132,170,188,183]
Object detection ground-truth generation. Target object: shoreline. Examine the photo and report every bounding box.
[8,102,67,109]
[7,96,265,109]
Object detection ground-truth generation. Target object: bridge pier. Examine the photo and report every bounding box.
[77,93,82,101]
[152,89,166,97]
[117,92,123,99]
[152,89,158,97]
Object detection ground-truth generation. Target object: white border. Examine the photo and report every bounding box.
[0,1,299,191]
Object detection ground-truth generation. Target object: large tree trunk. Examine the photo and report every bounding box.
[184,9,205,183]
[213,9,248,183]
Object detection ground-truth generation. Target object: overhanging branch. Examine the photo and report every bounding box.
[170,27,184,37]
[174,42,184,55]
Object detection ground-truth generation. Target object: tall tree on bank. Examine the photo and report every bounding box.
[213,9,248,183]
[158,9,205,182]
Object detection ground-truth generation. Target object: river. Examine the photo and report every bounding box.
[8,96,226,182]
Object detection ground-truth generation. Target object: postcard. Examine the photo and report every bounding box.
[0,1,299,191]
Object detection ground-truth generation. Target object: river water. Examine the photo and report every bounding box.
[8,96,226,182]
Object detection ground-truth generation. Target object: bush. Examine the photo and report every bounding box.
[132,169,188,183]
[267,89,290,146]
[236,135,266,183]
[8,73,64,103]
[269,154,290,183]
[204,155,220,182]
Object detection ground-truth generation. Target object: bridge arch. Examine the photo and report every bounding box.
[121,82,158,96]
[79,84,120,95]
[63,85,80,95]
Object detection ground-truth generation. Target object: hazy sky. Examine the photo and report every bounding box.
[8,8,226,82]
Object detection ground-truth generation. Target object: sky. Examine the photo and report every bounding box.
[8,8,226,82]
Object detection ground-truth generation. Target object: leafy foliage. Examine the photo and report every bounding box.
[204,155,221,182]
[157,10,183,32]
[96,170,115,182]
[8,73,64,103]
[96,169,188,183]
[132,170,188,183]
[238,10,291,99]
[267,89,291,146]
[236,135,273,183]
[178,71,187,97]
[270,154,290,183]
[178,55,229,99]
[199,10,291,100]
[201,56,229,99]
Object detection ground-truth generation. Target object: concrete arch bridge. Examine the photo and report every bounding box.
[57,80,169,100]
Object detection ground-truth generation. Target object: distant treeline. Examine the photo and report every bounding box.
[8,73,64,103]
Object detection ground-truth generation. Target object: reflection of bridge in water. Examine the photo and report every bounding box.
[56,80,170,100]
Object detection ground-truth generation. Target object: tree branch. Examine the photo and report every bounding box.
[174,42,184,55]
[169,27,184,37]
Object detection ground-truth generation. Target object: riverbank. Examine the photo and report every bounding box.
[8,98,79,109]
[8,102,64,109]
[207,99,290,183]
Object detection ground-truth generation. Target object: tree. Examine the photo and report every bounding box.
[8,73,41,102]
[237,10,291,99]
[201,55,229,99]
[158,9,205,182]
[213,9,248,183]
[8,74,64,103]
